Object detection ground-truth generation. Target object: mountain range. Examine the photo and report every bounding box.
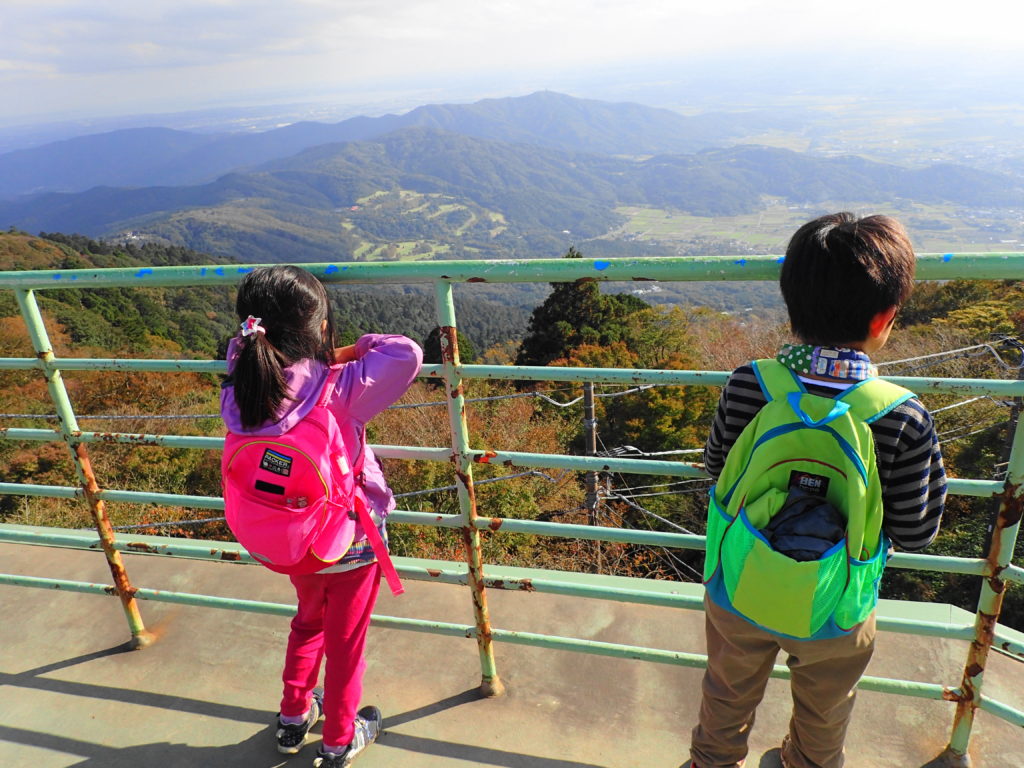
[0,91,799,200]
[2,91,1023,265]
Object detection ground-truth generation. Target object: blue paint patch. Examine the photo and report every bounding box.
[237,266,254,274]
[342,265,349,270]
[776,256,785,263]
[200,268,207,276]
[52,274,62,280]
[70,275,78,281]
[734,259,747,266]
[325,264,339,274]
[135,268,153,278]
[214,267,225,276]
[593,260,611,271]
[942,253,953,262]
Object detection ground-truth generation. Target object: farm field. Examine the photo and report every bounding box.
[610,200,1024,255]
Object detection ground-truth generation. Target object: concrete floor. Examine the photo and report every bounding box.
[1,541,1023,768]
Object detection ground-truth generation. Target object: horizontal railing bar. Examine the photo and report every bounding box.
[0,522,995,591]
[1005,564,1024,586]
[5,356,1022,399]
[16,568,1018,718]
[459,365,1024,398]
[0,481,82,499]
[0,571,977,705]
[0,435,998,498]
[470,515,708,549]
[977,695,1024,728]
[0,357,229,373]
[993,631,1024,659]
[0,253,1020,290]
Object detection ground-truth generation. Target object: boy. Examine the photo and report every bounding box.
[688,212,947,768]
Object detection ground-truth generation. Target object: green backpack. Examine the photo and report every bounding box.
[703,359,914,639]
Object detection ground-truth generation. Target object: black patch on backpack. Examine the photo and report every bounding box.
[789,470,829,497]
[260,448,293,476]
[254,480,285,494]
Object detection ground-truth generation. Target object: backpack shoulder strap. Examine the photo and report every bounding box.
[316,365,345,408]
[838,377,916,423]
[751,358,803,402]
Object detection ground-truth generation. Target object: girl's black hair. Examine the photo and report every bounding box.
[230,266,336,428]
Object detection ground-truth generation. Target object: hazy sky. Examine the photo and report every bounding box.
[4,0,1023,124]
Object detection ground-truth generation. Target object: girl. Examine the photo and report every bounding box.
[220,265,422,767]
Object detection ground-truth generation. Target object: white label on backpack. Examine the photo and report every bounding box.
[260,448,293,476]
[335,454,350,475]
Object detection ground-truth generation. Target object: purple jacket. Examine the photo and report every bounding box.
[221,333,423,525]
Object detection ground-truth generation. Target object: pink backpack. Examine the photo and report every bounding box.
[222,365,403,595]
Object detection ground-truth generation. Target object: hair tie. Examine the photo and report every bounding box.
[240,315,266,337]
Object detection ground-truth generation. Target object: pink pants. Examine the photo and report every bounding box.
[280,562,381,747]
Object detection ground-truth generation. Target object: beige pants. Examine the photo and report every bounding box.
[689,595,876,768]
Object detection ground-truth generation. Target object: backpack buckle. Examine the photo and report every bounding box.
[347,509,358,521]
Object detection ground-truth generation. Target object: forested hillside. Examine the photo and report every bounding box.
[3,125,1022,266]
[1,233,1022,630]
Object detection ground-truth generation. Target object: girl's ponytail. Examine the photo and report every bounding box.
[230,266,336,429]
[233,327,290,429]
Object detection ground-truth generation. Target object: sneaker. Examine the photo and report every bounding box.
[312,705,383,767]
[276,688,324,755]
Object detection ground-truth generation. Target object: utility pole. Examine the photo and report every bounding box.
[583,381,602,573]
[583,381,599,523]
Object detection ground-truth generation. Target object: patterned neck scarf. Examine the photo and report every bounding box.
[776,344,877,381]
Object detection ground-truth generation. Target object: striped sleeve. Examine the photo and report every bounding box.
[871,399,947,551]
[704,365,765,479]
[704,364,947,551]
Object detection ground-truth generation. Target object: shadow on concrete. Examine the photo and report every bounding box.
[0,646,269,726]
[0,726,290,768]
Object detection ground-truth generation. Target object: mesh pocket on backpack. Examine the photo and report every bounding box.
[833,539,887,630]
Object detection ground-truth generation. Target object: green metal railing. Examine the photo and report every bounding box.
[1,254,1022,767]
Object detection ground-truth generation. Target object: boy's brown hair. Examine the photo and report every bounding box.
[780,212,916,345]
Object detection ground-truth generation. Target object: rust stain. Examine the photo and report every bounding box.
[474,450,498,464]
[942,688,963,702]
[426,569,442,578]
[219,551,241,561]
[439,326,458,364]
[466,277,488,283]
[488,517,503,531]
[518,578,536,592]
[95,432,162,446]
[966,663,984,679]
[126,542,160,554]
[631,277,657,281]
[975,612,997,648]
[450,384,464,399]
[574,277,597,284]
[996,482,1024,527]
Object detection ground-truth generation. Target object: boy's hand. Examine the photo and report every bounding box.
[334,345,358,364]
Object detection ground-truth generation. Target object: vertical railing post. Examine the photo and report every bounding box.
[433,280,504,696]
[938,411,1024,765]
[14,289,153,648]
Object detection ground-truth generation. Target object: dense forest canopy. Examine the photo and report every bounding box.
[0,231,1022,630]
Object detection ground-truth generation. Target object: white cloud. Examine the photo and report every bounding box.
[3,0,1023,122]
